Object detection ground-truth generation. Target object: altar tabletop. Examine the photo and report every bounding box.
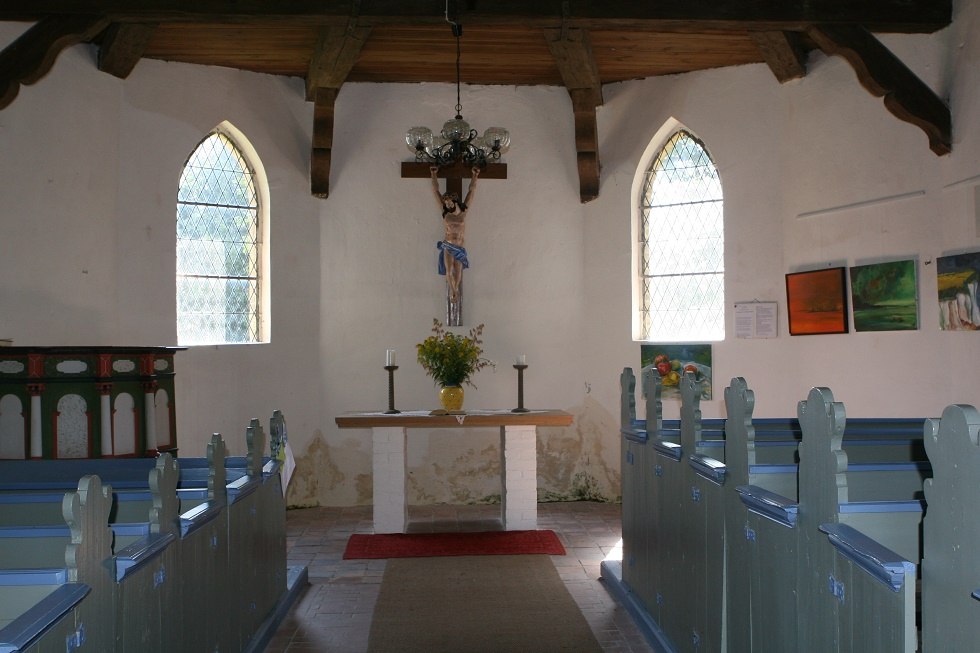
[335,409,573,429]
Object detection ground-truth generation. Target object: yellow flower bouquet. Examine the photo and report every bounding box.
[416,319,494,388]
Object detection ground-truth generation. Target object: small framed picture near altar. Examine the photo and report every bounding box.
[785,267,849,335]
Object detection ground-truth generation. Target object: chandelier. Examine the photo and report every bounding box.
[405,20,510,168]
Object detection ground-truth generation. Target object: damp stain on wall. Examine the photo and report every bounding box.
[537,396,620,502]
[285,430,345,508]
[408,436,502,504]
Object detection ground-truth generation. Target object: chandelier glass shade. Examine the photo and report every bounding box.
[405,22,510,168]
[405,120,510,168]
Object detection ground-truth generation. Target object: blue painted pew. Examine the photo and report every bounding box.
[0,412,295,653]
[615,370,930,653]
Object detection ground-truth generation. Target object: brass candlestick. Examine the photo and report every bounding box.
[384,365,400,414]
[512,364,530,413]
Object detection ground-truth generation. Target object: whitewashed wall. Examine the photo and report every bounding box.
[586,0,980,424]
[0,27,325,487]
[1,0,977,507]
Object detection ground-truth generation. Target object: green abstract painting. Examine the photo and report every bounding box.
[849,260,918,332]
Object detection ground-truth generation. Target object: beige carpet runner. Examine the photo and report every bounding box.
[367,554,604,652]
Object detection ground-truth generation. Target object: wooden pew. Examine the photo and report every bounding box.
[0,475,114,653]
[616,370,928,653]
[0,411,292,653]
[920,403,980,651]
[797,386,917,653]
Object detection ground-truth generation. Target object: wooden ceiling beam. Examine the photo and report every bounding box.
[98,22,157,78]
[750,31,808,83]
[0,1,951,34]
[305,23,371,100]
[545,27,602,203]
[311,86,337,199]
[306,19,371,198]
[0,14,109,110]
[807,24,951,155]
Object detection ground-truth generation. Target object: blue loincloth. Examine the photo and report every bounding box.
[437,241,469,275]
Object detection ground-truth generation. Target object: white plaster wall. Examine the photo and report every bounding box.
[313,82,597,505]
[585,0,980,423]
[0,28,324,471]
[1,0,978,508]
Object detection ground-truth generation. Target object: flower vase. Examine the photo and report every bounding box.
[439,385,464,412]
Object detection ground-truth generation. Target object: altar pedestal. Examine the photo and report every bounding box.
[335,409,574,533]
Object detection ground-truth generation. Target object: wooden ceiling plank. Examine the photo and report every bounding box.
[305,23,372,100]
[0,1,952,34]
[807,24,951,156]
[98,22,157,78]
[0,14,110,110]
[749,30,807,83]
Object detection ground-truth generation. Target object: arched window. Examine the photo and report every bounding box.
[637,129,724,341]
[176,126,267,345]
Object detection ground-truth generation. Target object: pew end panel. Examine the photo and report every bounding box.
[819,523,917,653]
[921,404,980,652]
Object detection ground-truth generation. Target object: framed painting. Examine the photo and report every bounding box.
[937,251,980,330]
[640,343,712,400]
[785,267,849,335]
[849,260,918,332]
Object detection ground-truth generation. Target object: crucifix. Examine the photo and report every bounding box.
[401,159,507,326]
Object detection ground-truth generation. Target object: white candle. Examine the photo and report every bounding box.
[386,349,396,366]
[516,354,526,366]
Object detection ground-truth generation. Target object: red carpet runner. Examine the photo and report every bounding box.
[343,530,566,559]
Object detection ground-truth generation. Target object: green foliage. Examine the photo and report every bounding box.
[416,319,494,387]
[570,472,607,502]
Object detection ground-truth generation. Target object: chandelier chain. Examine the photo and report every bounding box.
[455,29,462,118]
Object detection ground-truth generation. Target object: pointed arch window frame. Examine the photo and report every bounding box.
[176,122,271,346]
[633,124,725,343]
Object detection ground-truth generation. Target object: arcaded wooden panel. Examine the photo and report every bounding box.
[144,23,319,76]
[590,30,766,80]
[347,24,562,85]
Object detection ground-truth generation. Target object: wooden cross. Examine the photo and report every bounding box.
[402,159,507,325]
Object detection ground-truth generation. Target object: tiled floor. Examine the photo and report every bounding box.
[264,502,655,652]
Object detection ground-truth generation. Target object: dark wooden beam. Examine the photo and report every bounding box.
[0,14,109,110]
[0,1,951,34]
[402,159,506,205]
[750,31,808,83]
[807,24,951,156]
[305,17,371,198]
[545,27,602,203]
[97,22,157,78]
[311,86,337,198]
[305,23,371,101]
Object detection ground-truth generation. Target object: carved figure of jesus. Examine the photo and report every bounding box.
[430,165,479,324]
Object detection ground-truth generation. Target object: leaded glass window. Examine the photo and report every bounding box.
[639,130,724,341]
[176,132,261,345]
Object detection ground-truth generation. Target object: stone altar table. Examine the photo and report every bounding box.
[335,409,574,533]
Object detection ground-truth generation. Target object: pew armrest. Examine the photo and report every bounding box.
[179,501,224,536]
[689,454,726,484]
[113,532,176,581]
[227,475,261,503]
[736,485,798,527]
[622,420,648,443]
[653,439,682,460]
[0,583,90,653]
[819,523,915,592]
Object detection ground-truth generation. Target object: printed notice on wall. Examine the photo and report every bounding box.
[734,302,778,338]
